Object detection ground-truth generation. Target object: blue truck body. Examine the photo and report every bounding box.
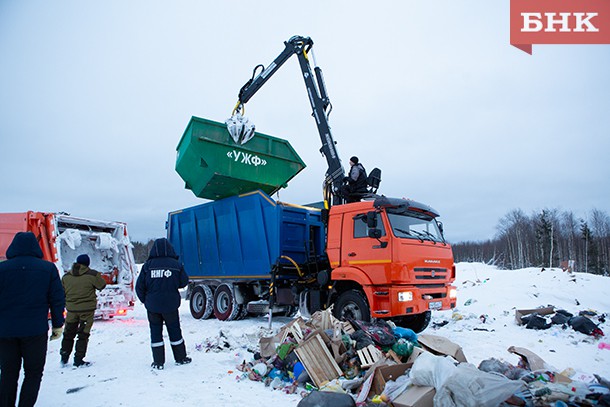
[166,190,326,281]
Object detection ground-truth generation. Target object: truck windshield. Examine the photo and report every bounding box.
[387,212,443,243]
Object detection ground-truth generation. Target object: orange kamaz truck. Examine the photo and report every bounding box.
[170,189,455,332]
[0,211,137,319]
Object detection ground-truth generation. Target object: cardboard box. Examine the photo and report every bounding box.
[406,346,427,364]
[369,362,435,407]
[372,363,411,396]
[507,346,547,371]
[514,306,555,325]
[417,334,467,363]
[392,385,435,407]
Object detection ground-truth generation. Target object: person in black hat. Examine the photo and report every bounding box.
[0,232,65,407]
[60,253,107,367]
[136,238,191,370]
[341,156,368,202]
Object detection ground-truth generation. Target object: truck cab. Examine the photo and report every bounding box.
[327,196,456,331]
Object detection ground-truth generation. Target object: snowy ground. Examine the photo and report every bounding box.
[36,263,610,406]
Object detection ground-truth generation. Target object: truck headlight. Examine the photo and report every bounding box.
[449,288,457,299]
[398,291,413,302]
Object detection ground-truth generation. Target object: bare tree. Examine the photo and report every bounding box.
[452,207,610,275]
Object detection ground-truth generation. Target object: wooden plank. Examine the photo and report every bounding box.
[295,333,342,387]
[289,323,304,343]
[280,317,305,343]
[341,320,355,335]
[357,344,383,369]
[387,349,403,364]
[316,335,342,377]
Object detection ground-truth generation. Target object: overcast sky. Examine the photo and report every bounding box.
[1,1,609,243]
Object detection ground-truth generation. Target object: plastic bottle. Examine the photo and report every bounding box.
[252,362,267,376]
[570,381,591,398]
[270,377,283,390]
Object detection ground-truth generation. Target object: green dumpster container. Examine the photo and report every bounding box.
[176,116,306,200]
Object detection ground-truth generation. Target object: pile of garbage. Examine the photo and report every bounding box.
[231,308,610,407]
[516,306,605,337]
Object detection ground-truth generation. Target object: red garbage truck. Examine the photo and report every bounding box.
[0,211,137,319]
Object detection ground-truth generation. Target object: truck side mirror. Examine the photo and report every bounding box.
[366,211,377,228]
[368,228,387,248]
[368,229,382,239]
[437,221,444,235]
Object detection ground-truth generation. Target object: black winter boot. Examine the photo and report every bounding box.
[60,351,69,365]
[176,356,192,365]
[74,357,92,367]
[151,345,165,369]
[171,342,188,364]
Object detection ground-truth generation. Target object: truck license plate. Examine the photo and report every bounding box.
[428,301,442,310]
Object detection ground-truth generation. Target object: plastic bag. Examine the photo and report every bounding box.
[569,316,603,336]
[58,228,82,250]
[524,313,551,330]
[351,330,374,350]
[409,352,457,389]
[319,378,346,394]
[551,312,570,325]
[434,363,525,407]
[350,319,396,347]
[391,338,414,357]
[297,391,356,407]
[478,358,528,380]
[225,113,255,145]
[383,374,412,402]
[393,327,418,343]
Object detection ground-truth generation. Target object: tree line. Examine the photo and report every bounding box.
[132,239,155,263]
[452,208,610,275]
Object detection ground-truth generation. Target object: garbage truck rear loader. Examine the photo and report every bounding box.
[0,211,137,319]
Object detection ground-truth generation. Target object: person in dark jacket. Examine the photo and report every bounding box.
[341,156,368,202]
[60,254,106,367]
[136,238,191,369]
[0,232,65,407]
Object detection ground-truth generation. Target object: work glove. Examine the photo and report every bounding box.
[50,326,63,341]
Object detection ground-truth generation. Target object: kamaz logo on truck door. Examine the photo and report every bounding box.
[151,269,173,278]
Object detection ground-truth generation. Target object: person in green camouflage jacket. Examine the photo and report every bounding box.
[60,254,106,367]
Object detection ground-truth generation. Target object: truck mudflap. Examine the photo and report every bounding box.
[367,285,457,318]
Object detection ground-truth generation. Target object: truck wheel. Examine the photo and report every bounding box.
[393,311,431,333]
[333,290,371,322]
[190,285,213,320]
[213,284,241,321]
